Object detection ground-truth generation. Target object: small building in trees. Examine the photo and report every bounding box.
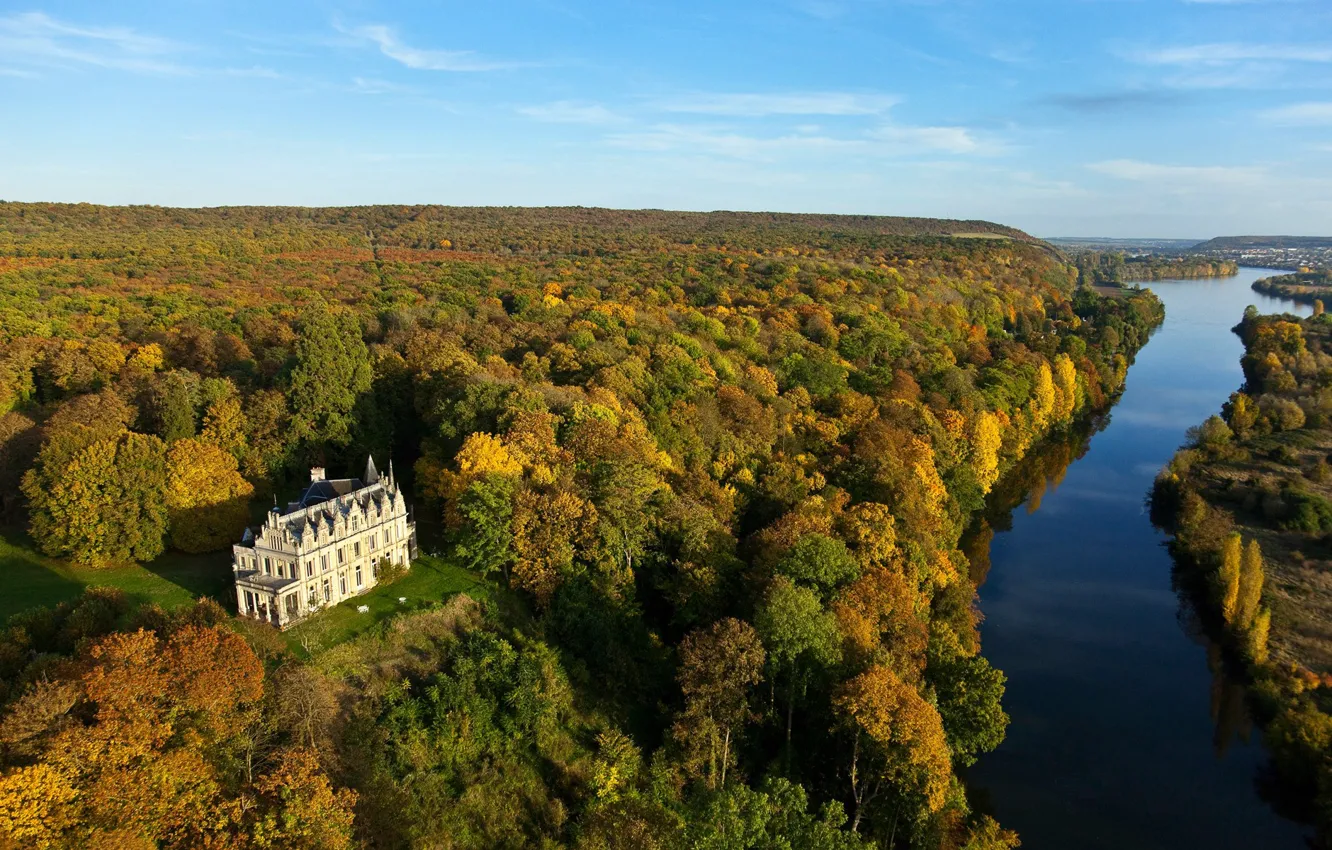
[232,457,416,629]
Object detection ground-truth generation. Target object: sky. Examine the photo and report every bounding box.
[1,1,1331,237]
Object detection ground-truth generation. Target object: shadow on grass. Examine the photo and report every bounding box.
[0,526,232,621]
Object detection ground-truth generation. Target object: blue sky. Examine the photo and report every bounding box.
[1,1,1330,237]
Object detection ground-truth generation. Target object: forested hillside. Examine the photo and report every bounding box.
[0,204,1162,850]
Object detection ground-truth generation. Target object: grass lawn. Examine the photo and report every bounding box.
[0,530,231,621]
[285,555,491,652]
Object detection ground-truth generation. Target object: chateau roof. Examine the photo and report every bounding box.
[296,477,365,509]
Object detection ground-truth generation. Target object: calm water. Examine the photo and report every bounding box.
[968,269,1314,849]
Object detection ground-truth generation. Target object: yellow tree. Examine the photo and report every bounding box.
[1218,533,1242,625]
[510,489,598,604]
[200,395,247,461]
[1236,538,1265,630]
[834,664,952,832]
[166,438,254,553]
[970,412,1003,495]
[1031,362,1056,430]
[1052,354,1078,423]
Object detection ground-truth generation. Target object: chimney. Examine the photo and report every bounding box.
[311,467,326,482]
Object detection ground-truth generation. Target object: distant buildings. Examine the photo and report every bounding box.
[232,457,416,629]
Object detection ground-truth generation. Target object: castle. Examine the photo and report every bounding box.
[232,457,417,629]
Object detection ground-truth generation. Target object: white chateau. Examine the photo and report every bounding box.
[233,457,417,629]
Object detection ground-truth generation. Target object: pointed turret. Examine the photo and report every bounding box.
[365,455,380,485]
[387,459,396,488]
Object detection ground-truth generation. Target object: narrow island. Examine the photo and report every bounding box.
[1073,251,1240,286]
[1154,304,1332,843]
[1252,270,1332,306]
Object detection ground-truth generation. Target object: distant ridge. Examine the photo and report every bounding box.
[1192,235,1332,251]
[0,202,1040,252]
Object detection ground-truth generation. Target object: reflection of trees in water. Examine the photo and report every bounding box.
[1176,585,1257,757]
[962,414,1106,587]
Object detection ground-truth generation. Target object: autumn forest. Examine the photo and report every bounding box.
[0,203,1165,850]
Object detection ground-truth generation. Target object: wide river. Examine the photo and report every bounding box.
[968,268,1314,848]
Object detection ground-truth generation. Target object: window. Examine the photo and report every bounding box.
[322,579,330,602]
[355,565,363,588]
[339,574,347,595]
[354,541,361,557]
[277,562,285,578]
[370,534,377,551]
[306,561,314,578]
[308,585,316,606]
[338,548,345,564]
[263,557,272,574]
[321,554,328,572]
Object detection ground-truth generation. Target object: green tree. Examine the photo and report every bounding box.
[24,430,169,566]
[925,625,1009,767]
[455,473,516,580]
[754,576,841,759]
[153,369,198,443]
[288,303,373,454]
[776,534,861,600]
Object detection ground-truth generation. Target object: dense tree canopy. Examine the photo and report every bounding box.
[0,204,1164,848]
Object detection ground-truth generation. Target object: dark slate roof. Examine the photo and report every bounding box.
[296,478,365,509]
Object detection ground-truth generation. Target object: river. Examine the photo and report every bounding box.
[967,268,1314,849]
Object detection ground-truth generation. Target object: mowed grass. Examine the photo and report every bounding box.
[285,555,491,652]
[0,530,231,621]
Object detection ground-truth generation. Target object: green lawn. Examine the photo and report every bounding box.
[0,531,231,621]
[1,529,490,656]
[285,555,491,652]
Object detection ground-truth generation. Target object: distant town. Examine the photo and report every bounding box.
[1048,236,1332,271]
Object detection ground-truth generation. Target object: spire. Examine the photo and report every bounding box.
[388,459,395,486]
[365,455,380,485]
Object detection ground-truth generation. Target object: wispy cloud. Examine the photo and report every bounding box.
[869,124,986,155]
[607,125,862,159]
[337,22,518,72]
[0,11,187,74]
[606,120,994,161]
[1126,42,1332,65]
[653,92,899,117]
[1088,159,1266,187]
[1262,101,1332,125]
[1041,91,1182,113]
[518,101,622,124]
[350,76,413,95]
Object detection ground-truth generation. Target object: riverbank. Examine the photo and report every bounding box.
[1153,302,1332,840]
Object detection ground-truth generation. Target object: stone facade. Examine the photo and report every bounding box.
[233,457,416,629]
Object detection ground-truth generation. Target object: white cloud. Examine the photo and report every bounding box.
[1087,159,1266,187]
[518,101,621,124]
[870,124,984,155]
[1127,43,1332,65]
[653,92,900,117]
[607,124,862,160]
[1262,101,1332,125]
[0,11,186,74]
[338,22,517,72]
[606,119,994,161]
